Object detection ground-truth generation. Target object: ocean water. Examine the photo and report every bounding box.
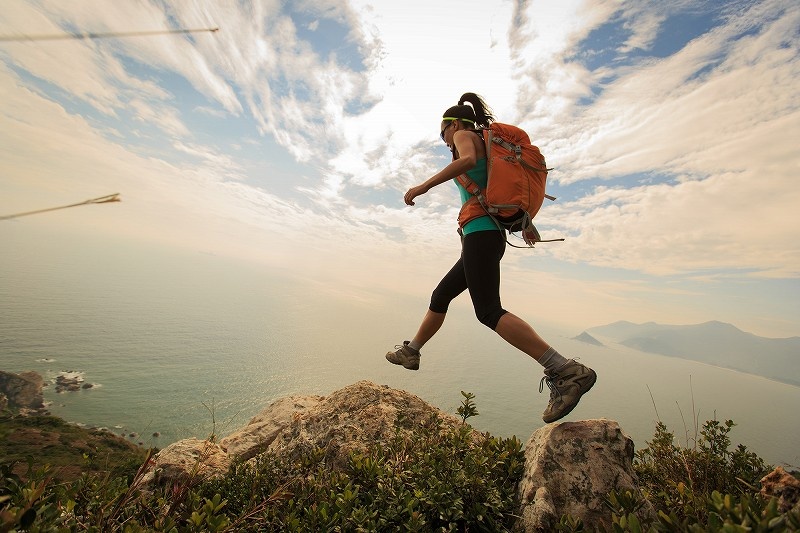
[2,224,799,468]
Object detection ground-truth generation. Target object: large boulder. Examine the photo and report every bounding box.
[137,438,230,489]
[141,381,465,487]
[265,380,467,470]
[0,370,44,411]
[220,395,324,461]
[515,419,646,532]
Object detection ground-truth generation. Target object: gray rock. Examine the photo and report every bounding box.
[141,380,467,488]
[265,380,468,470]
[220,394,324,461]
[55,373,86,393]
[137,438,230,489]
[515,419,650,532]
[0,370,44,410]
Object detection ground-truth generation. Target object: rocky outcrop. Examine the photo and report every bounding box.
[260,380,470,470]
[515,419,648,532]
[142,381,467,488]
[0,370,45,411]
[761,466,800,513]
[220,395,324,461]
[140,381,644,531]
[54,373,92,393]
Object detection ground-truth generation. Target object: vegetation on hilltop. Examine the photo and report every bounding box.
[0,414,148,482]
[1,395,798,532]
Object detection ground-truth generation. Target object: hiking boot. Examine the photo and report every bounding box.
[385,341,420,370]
[539,359,597,423]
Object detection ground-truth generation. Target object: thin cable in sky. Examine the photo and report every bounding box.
[0,194,121,221]
[0,27,218,42]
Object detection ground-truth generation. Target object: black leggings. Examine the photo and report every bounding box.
[429,230,508,330]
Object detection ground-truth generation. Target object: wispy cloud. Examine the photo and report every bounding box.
[492,0,800,278]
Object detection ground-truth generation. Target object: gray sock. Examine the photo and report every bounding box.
[539,347,569,372]
[407,340,422,353]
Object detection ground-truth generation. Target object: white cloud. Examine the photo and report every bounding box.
[328,0,519,192]
[507,0,618,127]
[498,0,800,278]
[545,153,800,277]
[619,10,665,53]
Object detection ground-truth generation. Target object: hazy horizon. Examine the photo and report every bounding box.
[2,225,799,470]
[5,219,798,340]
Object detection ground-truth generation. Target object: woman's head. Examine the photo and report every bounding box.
[440,92,495,136]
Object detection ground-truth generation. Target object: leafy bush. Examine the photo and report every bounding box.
[634,418,770,523]
[592,417,799,532]
[601,487,800,532]
[199,399,525,532]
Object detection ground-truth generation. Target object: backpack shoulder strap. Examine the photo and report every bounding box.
[482,127,494,186]
[455,128,492,195]
[455,173,481,195]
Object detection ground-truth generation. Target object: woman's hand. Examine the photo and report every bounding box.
[404,185,429,206]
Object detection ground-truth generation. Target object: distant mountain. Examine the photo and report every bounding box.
[572,331,604,347]
[586,321,800,387]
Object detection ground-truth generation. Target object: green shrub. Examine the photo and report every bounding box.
[199,409,525,532]
[592,417,798,533]
[634,418,770,524]
[600,487,800,532]
[0,415,148,482]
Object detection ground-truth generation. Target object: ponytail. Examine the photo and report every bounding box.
[442,93,495,129]
[458,93,494,128]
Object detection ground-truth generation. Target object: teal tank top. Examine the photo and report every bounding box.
[455,158,501,235]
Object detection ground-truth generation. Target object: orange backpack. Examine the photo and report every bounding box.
[455,123,561,247]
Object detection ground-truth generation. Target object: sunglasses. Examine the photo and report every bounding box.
[440,120,455,142]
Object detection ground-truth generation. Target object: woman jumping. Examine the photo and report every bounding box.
[385,92,596,423]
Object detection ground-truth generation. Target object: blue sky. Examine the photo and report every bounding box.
[1,0,798,337]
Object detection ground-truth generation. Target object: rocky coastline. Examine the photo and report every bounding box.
[0,369,101,412]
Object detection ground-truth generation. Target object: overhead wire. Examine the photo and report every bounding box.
[1,25,218,221]
[0,27,219,42]
[0,194,121,221]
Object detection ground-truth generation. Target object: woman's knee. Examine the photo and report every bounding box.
[476,308,507,330]
[430,287,452,314]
